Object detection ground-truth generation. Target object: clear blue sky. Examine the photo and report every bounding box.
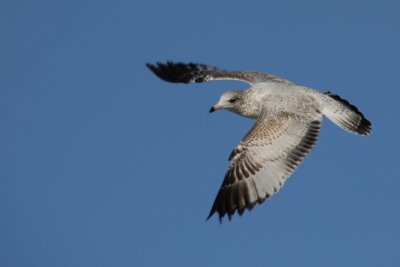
[1,0,399,266]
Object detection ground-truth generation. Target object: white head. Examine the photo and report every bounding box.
[210,90,246,115]
[210,90,262,119]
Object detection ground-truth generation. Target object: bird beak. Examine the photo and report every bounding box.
[209,105,221,113]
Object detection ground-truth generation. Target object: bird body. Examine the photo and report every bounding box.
[147,62,372,221]
[215,83,322,119]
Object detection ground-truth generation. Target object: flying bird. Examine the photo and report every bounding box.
[146,62,372,222]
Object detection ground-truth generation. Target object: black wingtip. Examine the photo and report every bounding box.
[357,116,372,135]
[146,61,189,83]
[207,207,225,224]
[324,91,372,135]
[146,61,220,84]
[206,212,214,221]
[145,62,157,74]
[145,62,154,69]
[207,208,217,221]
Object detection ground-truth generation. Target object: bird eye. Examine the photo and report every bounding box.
[229,98,237,103]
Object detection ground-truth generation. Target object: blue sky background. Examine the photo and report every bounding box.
[1,0,399,266]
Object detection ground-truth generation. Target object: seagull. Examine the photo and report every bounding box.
[146,62,372,222]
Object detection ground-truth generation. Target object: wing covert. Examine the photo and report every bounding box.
[208,110,322,221]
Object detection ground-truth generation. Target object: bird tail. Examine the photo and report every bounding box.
[321,91,372,135]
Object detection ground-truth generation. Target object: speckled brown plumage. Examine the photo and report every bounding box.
[147,61,372,222]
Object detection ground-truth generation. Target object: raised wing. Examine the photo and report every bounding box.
[146,62,293,85]
[208,110,322,221]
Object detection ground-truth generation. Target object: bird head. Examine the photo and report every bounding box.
[210,90,245,113]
